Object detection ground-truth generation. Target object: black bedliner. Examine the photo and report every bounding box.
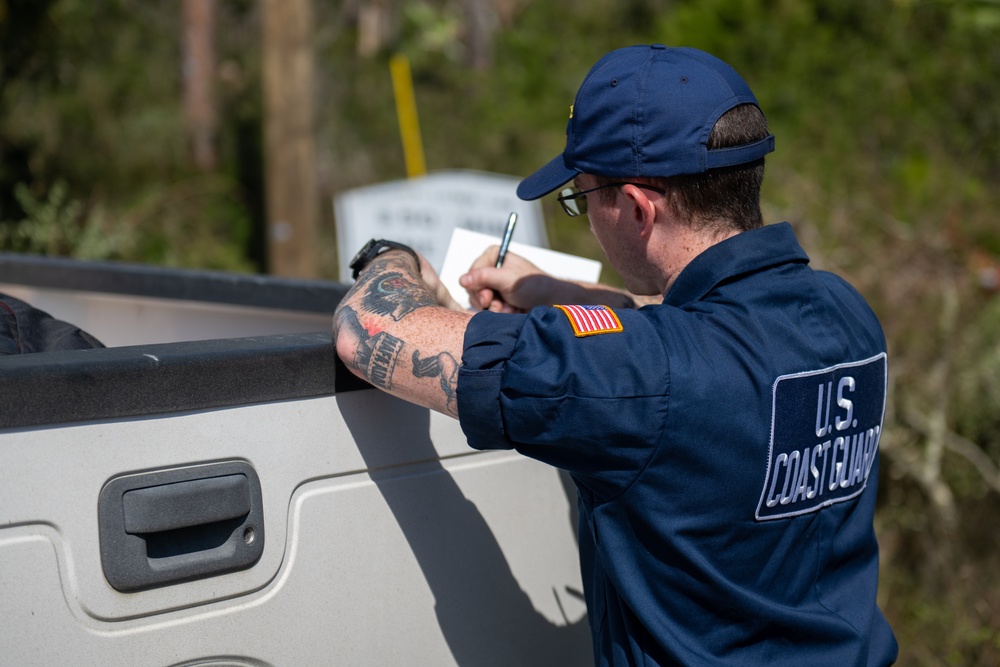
[0,252,348,313]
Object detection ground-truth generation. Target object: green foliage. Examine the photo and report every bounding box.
[2,1,1000,662]
[400,1,464,65]
[0,0,258,271]
[0,180,133,259]
[0,176,254,270]
[953,295,1000,456]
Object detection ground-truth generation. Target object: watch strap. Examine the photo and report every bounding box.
[349,239,421,280]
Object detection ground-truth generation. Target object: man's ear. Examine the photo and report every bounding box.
[621,184,657,240]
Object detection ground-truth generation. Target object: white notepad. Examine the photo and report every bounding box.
[439,227,603,310]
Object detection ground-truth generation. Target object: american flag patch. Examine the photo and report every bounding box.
[555,304,623,337]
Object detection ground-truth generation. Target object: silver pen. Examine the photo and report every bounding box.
[495,212,518,268]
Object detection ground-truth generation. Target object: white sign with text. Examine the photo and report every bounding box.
[334,170,548,282]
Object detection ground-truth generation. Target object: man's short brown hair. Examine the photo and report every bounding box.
[596,103,768,233]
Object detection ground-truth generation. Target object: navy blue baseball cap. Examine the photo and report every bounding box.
[517,44,775,201]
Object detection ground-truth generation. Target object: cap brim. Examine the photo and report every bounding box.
[516,153,579,201]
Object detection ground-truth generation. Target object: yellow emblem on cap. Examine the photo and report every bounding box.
[569,104,574,119]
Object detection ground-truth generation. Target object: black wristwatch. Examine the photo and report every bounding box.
[348,239,421,280]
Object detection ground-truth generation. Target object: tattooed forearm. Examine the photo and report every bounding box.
[333,248,471,418]
[361,271,437,321]
[334,305,406,390]
[347,251,435,321]
[333,305,367,370]
[411,350,459,416]
[363,332,404,390]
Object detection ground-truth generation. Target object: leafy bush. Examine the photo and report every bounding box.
[1,1,999,661]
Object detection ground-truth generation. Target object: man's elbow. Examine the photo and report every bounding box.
[331,308,360,374]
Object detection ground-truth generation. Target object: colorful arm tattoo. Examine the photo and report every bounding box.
[334,252,461,416]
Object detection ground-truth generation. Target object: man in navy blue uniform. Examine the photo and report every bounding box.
[334,44,898,666]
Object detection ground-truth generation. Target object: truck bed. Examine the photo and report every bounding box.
[0,254,590,666]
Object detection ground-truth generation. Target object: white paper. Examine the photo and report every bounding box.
[439,227,603,309]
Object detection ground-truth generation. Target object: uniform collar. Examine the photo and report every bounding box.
[662,222,809,307]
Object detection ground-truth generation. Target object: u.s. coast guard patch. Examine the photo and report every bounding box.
[756,353,887,521]
[555,304,623,337]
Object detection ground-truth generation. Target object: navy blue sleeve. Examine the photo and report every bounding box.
[458,307,671,499]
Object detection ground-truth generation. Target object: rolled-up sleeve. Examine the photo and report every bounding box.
[458,306,672,499]
[457,310,525,451]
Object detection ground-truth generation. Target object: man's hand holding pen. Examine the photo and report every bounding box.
[460,249,565,313]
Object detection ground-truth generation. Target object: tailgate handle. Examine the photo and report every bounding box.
[98,461,265,592]
[123,474,251,534]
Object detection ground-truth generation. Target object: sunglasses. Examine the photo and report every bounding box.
[556,182,666,217]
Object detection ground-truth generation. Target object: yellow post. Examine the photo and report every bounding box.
[389,54,427,178]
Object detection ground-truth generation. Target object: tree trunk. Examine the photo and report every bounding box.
[261,0,318,278]
[462,0,496,71]
[182,0,218,171]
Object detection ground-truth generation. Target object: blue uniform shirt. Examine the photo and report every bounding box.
[457,222,898,666]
